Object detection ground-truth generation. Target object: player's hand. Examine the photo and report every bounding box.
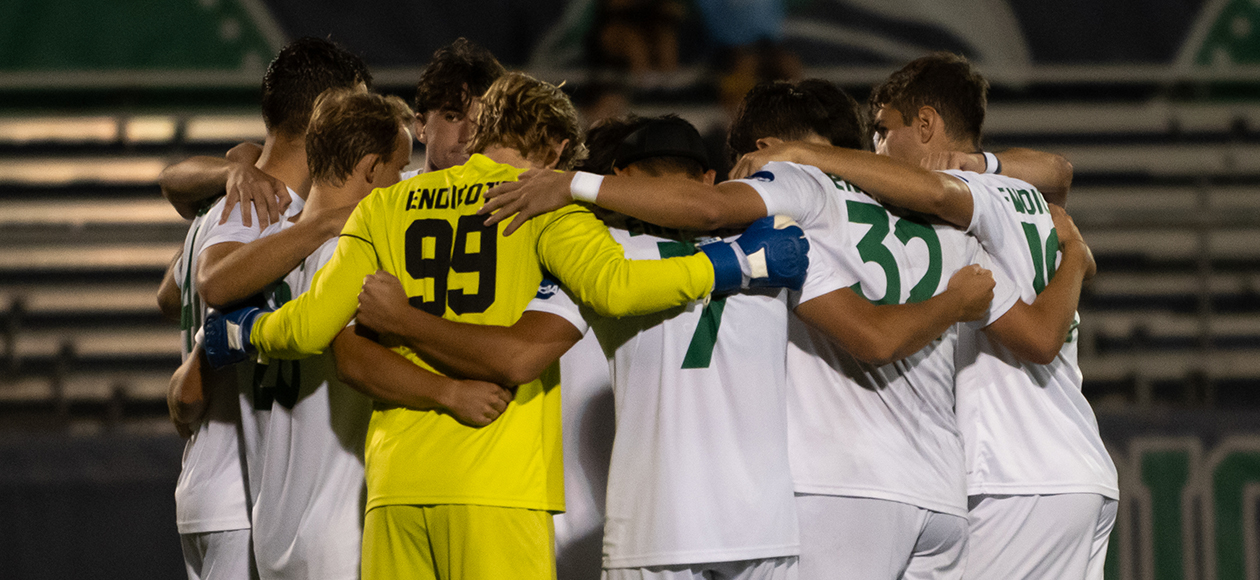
[220,161,291,230]
[440,380,515,427]
[1049,204,1096,281]
[946,264,995,322]
[729,137,801,180]
[203,306,266,368]
[921,151,985,172]
[356,271,416,338]
[700,215,810,294]
[479,169,575,235]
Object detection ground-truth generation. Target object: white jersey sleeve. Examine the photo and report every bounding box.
[198,188,304,251]
[525,276,590,335]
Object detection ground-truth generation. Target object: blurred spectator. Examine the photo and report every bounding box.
[572,81,633,128]
[588,0,687,89]
[695,0,800,109]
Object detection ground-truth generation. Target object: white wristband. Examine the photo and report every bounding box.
[982,151,1001,174]
[569,171,604,203]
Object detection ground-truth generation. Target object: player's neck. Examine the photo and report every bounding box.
[304,180,365,215]
[258,133,313,200]
[482,145,545,170]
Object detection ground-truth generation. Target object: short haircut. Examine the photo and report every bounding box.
[727,79,866,162]
[306,88,414,186]
[468,72,588,171]
[869,52,988,148]
[414,38,506,116]
[579,115,646,175]
[261,37,373,137]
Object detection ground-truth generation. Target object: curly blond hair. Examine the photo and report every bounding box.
[468,72,588,170]
[306,87,414,186]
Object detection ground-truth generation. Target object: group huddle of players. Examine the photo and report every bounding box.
[157,34,1119,580]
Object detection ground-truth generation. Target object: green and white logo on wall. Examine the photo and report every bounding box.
[1180,0,1260,66]
[0,0,284,72]
[1109,436,1260,579]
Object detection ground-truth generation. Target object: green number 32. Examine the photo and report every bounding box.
[847,201,943,305]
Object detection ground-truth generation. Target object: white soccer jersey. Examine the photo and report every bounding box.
[949,171,1119,499]
[527,215,800,569]
[197,193,306,507]
[249,228,374,580]
[173,192,304,534]
[173,209,250,536]
[552,331,614,578]
[739,162,1018,517]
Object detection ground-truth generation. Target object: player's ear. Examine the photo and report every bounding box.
[414,113,429,145]
[917,106,938,144]
[754,136,784,150]
[702,169,717,186]
[540,139,569,170]
[359,153,384,185]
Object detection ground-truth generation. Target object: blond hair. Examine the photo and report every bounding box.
[468,72,588,170]
[306,88,414,185]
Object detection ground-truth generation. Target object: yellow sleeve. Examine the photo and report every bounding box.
[250,205,379,359]
[538,206,714,318]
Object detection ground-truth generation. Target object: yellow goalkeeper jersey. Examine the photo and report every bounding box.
[249,153,714,512]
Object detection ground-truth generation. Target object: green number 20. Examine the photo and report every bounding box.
[847,201,943,305]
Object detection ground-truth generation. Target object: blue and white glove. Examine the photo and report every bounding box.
[699,215,810,294]
[203,306,267,369]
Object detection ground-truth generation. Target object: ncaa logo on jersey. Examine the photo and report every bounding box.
[535,277,561,299]
[749,171,775,182]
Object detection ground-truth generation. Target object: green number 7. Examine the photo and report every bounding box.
[659,240,728,369]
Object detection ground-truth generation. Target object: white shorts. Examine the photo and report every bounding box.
[795,494,967,580]
[964,493,1117,580]
[180,528,256,580]
[602,556,798,580]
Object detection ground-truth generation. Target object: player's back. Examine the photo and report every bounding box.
[946,171,1117,499]
[173,193,302,536]
[576,216,798,568]
[348,153,568,514]
[250,232,373,580]
[739,161,1015,516]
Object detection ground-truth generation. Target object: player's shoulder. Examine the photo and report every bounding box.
[942,170,1037,194]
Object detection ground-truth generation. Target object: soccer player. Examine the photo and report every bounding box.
[247,88,518,580]
[203,73,810,580]
[756,53,1116,580]
[478,78,1093,579]
[405,38,505,178]
[156,37,372,580]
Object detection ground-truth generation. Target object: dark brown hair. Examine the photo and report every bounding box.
[413,38,506,116]
[261,37,372,137]
[727,79,867,162]
[869,52,988,148]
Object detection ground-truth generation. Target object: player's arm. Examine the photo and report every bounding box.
[480,168,768,234]
[157,248,183,322]
[158,142,290,226]
[540,210,808,317]
[920,148,1073,207]
[731,140,976,228]
[331,326,513,427]
[983,206,1094,364]
[795,265,994,366]
[355,271,583,386]
[196,203,353,309]
[167,345,234,438]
